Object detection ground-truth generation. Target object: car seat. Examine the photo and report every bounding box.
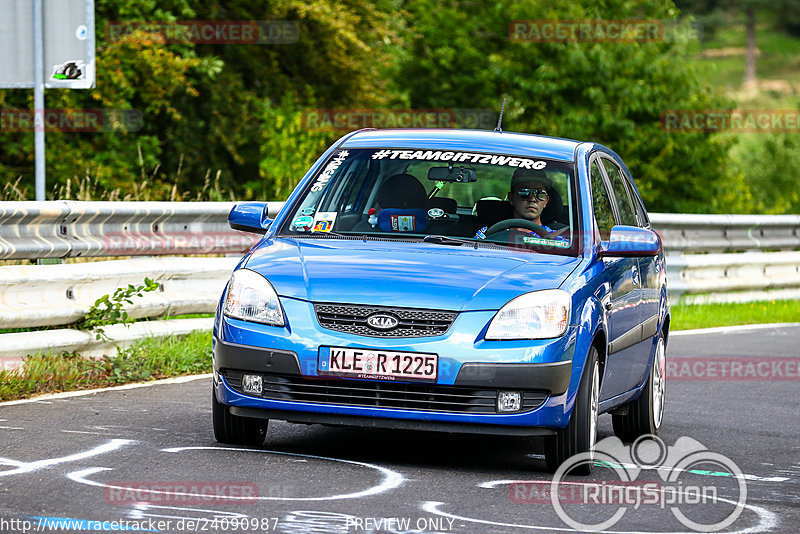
[374,173,430,233]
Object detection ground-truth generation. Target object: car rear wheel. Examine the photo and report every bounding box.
[212,389,268,447]
[612,335,666,441]
[544,346,599,475]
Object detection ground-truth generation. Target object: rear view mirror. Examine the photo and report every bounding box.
[427,166,477,183]
[601,225,660,257]
[229,202,272,234]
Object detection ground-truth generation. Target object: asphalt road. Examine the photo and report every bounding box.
[0,325,798,534]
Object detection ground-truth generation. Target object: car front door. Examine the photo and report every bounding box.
[589,155,641,401]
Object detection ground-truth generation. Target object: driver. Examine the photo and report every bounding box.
[475,168,568,241]
[509,169,552,228]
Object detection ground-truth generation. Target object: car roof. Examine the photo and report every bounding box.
[339,129,581,162]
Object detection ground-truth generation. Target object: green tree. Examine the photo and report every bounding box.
[0,0,399,200]
[392,0,735,213]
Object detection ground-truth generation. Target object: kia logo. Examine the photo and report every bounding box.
[366,313,399,330]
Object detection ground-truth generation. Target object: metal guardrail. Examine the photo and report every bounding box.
[1,202,798,259]
[0,318,214,371]
[0,201,281,259]
[666,251,800,304]
[0,202,798,362]
[648,213,800,303]
[649,213,800,253]
[0,257,237,329]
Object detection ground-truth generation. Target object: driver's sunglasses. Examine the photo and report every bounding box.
[516,188,548,202]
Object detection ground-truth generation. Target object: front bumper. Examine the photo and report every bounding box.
[213,297,585,431]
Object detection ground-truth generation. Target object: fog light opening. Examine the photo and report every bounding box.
[497,391,521,413]
[242,374,263,395]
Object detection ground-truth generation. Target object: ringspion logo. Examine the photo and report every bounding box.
[547,435,746,532]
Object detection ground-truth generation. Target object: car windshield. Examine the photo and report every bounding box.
[278,148,579,255]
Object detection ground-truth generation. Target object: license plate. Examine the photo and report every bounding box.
[318,346,438,382]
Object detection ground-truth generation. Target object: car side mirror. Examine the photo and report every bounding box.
[600,225,660,257]
[229,202,272,234]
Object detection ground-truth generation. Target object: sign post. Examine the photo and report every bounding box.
[0,0,96,200]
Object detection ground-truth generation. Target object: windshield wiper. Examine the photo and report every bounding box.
[422,235,476,246]
[307,230,347,237]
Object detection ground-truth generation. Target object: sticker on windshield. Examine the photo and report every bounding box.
[371,149,547,170]
[301,207,316,215]
[391,215,416,232]
[292,216,314,231]
[311,150,350,192]
[523,236,571,248]
[312,211,337,232]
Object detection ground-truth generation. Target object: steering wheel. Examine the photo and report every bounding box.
[484,218,550,238]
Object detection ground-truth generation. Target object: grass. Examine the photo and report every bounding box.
[0,169,236,202]
[671,299,800,331]
[690,17,800,106]
[0,330,211,402]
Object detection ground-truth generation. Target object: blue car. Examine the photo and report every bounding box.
[212,128,669,474]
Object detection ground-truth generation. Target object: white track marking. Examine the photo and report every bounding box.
[422,496,778,534]
[0,374,212,406]
[0,439,134,478]
[68,446,405,502]
[480,459,791,485]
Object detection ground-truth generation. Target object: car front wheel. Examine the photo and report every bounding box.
[212,389,268,447]
[612,334,666,441]
[544,346,600,475]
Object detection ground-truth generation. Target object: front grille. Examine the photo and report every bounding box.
[314,303,457,338]
[224,371,547,414]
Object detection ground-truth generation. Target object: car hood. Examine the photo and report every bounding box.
[244,237,581,311]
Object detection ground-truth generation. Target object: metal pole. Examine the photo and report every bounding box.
[33,0,45,201]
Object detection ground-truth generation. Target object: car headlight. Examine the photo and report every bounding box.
[223,269,285,326]
[485,289,570,340]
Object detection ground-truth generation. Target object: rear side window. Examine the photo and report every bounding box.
[601,158,637,227]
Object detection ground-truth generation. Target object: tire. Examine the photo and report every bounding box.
[544,346,600,475]
[612,334,666,441]
[212,389,268,447]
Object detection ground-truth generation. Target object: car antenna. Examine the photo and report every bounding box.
[494,97,507,132]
